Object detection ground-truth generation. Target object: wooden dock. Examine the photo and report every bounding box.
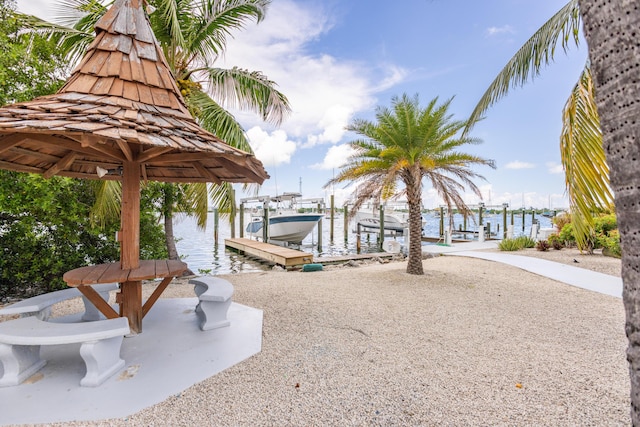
[225,238,313,268]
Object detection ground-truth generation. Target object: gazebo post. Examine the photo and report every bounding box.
[119,160,142,333]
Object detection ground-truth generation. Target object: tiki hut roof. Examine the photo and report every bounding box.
[0,0,268,184]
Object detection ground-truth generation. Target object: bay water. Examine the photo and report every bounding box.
[173,211,553,275]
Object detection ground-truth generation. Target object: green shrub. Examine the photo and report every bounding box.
[515,235,536,248]
[499,238,522,251]
[559,223,576,247]
[536,240,550,251]
[0,171,166,301]
[594,214,617,235]
[599,229,621,258]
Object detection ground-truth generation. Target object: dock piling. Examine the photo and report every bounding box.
[317,202,323,250]
[213,208,219,246]
[330,195,334,242]
[344,205,349,242]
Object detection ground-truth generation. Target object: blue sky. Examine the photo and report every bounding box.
[17,0,588,210]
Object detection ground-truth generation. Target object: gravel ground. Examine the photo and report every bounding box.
[3,251,629,426]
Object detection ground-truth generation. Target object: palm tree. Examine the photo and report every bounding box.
[326,94,495,275]
[464,0,613,251]
[22,0,290,260]
[578,1,640,422]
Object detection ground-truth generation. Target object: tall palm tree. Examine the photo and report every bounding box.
[464,0,613,250]
[22,0,290,260]
[326,94,495,275]
[578,1,640,422]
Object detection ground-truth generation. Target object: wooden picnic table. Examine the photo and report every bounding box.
[63,259,188,334]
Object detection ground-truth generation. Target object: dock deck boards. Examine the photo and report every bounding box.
[225,238,313,267]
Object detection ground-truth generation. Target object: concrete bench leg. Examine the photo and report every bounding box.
[0,343,46,386]
[79,336,125,387]
[195,299,231,331]
[80,288,112,322]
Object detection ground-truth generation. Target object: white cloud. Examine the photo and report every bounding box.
[546,162,564,174]
[15,0,52,17]
[246,127,296,167]
[214,0,407,147]
[310,144,355,170]
[505,161,535,170]
[486,25,515,37]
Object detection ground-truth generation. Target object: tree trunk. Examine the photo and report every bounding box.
[405,166,424,275]
[164,210,179,261]
[579,1,640,423]
[164,206,194,276]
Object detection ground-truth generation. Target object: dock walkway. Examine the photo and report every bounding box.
[225,238,313,268]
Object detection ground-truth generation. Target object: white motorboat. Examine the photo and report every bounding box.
[242,193,324,244]
[354,203,423,233]
[355,214,407,233]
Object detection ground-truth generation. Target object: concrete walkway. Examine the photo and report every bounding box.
[423,241,622,298]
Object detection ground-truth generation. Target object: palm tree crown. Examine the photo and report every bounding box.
[327,94,495,275]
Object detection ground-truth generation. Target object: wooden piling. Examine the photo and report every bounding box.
[317,202,323,250]
[378,205,384,248]
[344,205,349,242]
[230,189,236,239]
[502,205,507,239]
[262,207,269,242]
[330,195,335,242]
[239,204,245,238]
[213,208,219,245]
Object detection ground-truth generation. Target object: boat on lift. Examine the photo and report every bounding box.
[242,193,324,244]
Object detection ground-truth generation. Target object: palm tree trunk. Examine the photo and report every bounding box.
[405,166,424,275]
[579,1,640,422]
[164,210,179,261]
[164,210,194,276]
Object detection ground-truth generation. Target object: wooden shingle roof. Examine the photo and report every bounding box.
[0,0,268,184]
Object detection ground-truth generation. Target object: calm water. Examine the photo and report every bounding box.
[173,211,552,275]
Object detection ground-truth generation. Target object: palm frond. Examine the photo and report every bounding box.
[177,183,209,229]
[561,64,613,250]
[188,0,269,61]
[204,66,291,126]
[90,180,121,227]
[17,0,110,66]
[464,0,581,134]
[151,0,188,61]
[186,89,252,151]
[209,182,235,218]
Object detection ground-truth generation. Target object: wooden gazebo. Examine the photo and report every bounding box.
[0,0,269,332]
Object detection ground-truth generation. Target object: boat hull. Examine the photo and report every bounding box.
[247,213,323,244]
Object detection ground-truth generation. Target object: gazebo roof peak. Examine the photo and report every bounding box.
[60,0,188,114]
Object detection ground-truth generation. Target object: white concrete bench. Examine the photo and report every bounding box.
[0,316,129,387]
[0,283,118,322]
[189,277,234,331]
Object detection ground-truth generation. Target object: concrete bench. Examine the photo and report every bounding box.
[0,283,118,322]
[0,316,129,387]
[189,277,234,331]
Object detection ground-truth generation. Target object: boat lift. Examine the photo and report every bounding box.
[239,193,325,247]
